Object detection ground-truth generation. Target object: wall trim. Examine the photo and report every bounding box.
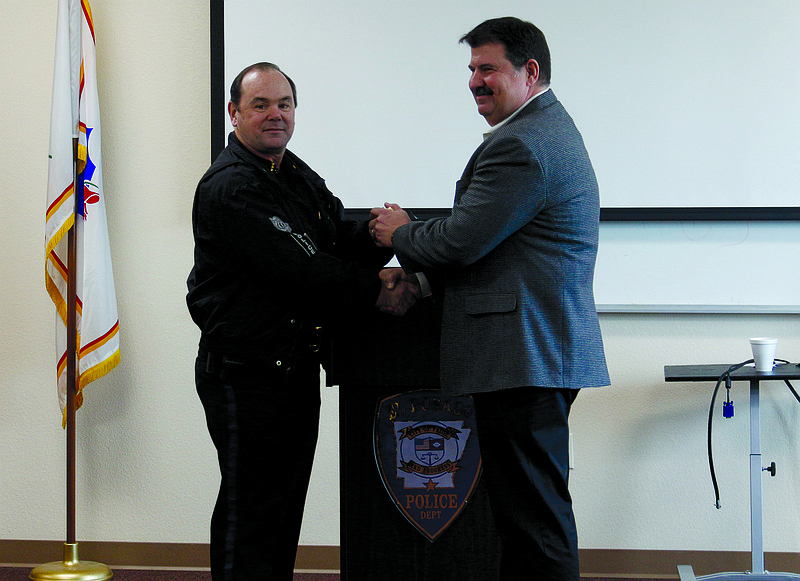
[579,549,799,578]
[2,541,799,577]
[0,541,338,572]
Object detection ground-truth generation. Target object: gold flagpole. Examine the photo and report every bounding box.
[30,138,113,581]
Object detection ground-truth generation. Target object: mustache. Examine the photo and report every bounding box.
[474,86,494,97]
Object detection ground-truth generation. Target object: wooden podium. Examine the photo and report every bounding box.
[328,300,501,580]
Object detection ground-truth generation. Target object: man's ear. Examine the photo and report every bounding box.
[228,101,238,127]
[525,59,540,85]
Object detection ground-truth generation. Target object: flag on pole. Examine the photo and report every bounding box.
[46,0,120,425]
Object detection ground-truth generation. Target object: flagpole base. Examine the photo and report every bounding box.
[29,543,113,581]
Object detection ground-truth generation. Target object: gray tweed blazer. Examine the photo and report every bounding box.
[393,90,610,395]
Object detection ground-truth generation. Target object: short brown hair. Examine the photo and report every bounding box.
[229,62,298,108]
[460,17,551,85]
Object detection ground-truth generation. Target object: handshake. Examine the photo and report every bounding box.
[370,202,420,316]
[375,268,421,317]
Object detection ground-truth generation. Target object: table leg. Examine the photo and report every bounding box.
[750,379,765,575]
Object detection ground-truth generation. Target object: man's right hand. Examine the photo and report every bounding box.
[375,267,421,316]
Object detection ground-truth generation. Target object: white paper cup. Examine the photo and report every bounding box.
[750,337,778,371]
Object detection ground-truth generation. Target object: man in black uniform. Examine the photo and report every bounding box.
[187,62,419,581]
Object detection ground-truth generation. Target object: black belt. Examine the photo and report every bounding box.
[201,347,319,377]
[204,351,254,374]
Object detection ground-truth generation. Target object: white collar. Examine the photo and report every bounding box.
[483,87,550,140]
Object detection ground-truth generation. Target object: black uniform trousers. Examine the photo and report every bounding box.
[472,386,579,581]
[195,347,322,581]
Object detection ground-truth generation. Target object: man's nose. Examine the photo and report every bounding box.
[468,71,482,91]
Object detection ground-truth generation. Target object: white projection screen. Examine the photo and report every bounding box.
[211,0,800,311]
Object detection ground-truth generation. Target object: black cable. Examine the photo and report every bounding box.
[707,359,799,509]
[785,380,800,404]
[770,359,800,403]
[707,359,752,509]
[707,374,724,509]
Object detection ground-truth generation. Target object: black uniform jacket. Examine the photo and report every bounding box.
[187,132,392,372]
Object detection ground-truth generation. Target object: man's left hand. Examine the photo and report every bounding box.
[369,203,411,248]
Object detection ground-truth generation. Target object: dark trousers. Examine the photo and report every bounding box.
[195,349,321,581]
[472,386,579,581]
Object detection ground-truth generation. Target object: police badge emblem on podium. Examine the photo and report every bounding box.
[374,389,483,541]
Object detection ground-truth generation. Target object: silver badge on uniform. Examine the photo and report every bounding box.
[270,215,292,233]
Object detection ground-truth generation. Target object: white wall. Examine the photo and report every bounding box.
[1,0,799,557]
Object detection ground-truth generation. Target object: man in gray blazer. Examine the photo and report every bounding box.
[370,17,609,581]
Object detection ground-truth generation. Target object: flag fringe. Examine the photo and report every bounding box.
[45,211,75,328]
[79,348,121,390]
[45,189,75,241]
[61,348,120,428]
[45,264,69,327]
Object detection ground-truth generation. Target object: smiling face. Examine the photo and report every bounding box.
[228,68,295,166]
[468,42,539,126]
